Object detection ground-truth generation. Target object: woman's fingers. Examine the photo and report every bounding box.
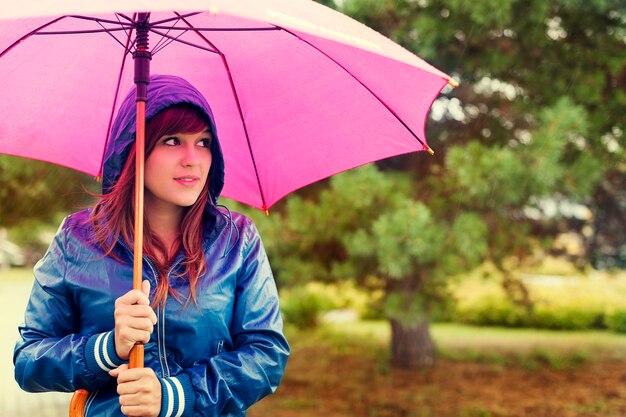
[114,286,157,359]
[109,363,128,378]
[115,288,151,307]
[115,367,162,417]
[116,327,152,346]
[142,280,151,297]
[116,309,157,328]
[120,404,147,417]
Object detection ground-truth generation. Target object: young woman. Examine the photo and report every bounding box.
[14,75,290,417]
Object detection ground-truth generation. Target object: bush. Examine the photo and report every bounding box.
[529,305,604,330]
[455,295,528,327]
[279,281,381,328]
[280,286,331,328]
[452,268,626,332]
[455,295,606,330]
[604,309,626,333]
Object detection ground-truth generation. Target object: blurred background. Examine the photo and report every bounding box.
[2,0,625,416]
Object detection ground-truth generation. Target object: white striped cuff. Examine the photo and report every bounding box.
[85,330,125,374]
[159,374,195,417]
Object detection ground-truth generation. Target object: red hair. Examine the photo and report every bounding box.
[91,104,212,307]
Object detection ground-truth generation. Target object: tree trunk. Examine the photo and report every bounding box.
[390,317,436,370]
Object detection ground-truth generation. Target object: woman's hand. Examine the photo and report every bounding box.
[114,280,157,360]
[110,364,162,417]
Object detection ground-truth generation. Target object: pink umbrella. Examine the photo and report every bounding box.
[1,0,455,212]
[1,1,455,414]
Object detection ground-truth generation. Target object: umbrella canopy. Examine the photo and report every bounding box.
[0,0,454,212]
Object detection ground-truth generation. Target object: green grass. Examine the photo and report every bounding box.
[8,264,626,367]
[315,320,626,368]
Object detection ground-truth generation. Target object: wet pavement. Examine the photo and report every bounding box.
[0,278,71,417]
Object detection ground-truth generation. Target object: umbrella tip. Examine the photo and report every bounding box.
[448,78,459,88]
[209,5,220,15]
[264,209,270,216]
[426,147,435,156]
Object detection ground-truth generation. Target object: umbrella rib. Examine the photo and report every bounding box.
[99,22,136,179]
[175,12,269,211]
[66,15,135,27]
[95,20,133,53]
[150,26,280,32]
[149,12,203,26]
[151,19,190,56]
[148,28,219,53]
[0,16,68,58]
[35,28,128,35]
[278,27,430,150]
[151,17,181,54]
[152,31,187,55]
[115,13,135,24]
[115,13,133,43]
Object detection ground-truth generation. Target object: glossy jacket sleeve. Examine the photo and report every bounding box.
[169,221,290,417]
[13,220,120,392]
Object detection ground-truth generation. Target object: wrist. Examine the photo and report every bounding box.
[114,335,129,361]
[158,373,196,417]
[85,330,126,375]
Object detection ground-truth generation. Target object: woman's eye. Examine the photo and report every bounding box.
[163,137,179,146]
[198,138,212,148]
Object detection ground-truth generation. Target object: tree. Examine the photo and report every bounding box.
[346,194,487,368]
[340,0,625,267]
[249,0,625,369]
[230,166,487,369]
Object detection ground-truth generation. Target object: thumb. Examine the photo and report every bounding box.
[142,280,151,297]
[108,363,128,378]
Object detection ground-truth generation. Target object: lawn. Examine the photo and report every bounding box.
[5,266,626,416]
[250,321,626,417]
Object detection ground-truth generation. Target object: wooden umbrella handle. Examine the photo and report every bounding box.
[130,100,146,370]
[69,16,151,416]
[68,90,147,417]
[69,389,89,417]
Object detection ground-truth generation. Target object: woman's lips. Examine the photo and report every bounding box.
[174,176,200,186]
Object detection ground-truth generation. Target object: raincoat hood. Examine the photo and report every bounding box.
[102,75,225,205]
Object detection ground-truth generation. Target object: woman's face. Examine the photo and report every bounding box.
[144,128,213,216]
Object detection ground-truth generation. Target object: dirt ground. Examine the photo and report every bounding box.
[249,344,626,417]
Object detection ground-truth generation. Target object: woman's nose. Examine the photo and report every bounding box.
[181,145,199,166]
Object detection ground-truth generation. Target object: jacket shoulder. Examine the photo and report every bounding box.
[222,210,261,239]
[227,210,254,227]
[58,209,96,245]
[62,209,92,228]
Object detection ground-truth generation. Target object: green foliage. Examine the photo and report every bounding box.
[530,305,604,330]
[446,0,516,27]
[456,295,527,327]
[228,1,624,367]
[279,281,378,328]
[447,142,527,207]
[453,269,626,331]
[450,213,488,268]
[0,155,96,228]
[604,309,626,333]
[340,0,625,269]
[7,217,64,262]
[370,201,444,277]
[239,165,490,332]
[280,285,331,328]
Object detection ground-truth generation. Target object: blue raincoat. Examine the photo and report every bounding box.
[13,75,290,417]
